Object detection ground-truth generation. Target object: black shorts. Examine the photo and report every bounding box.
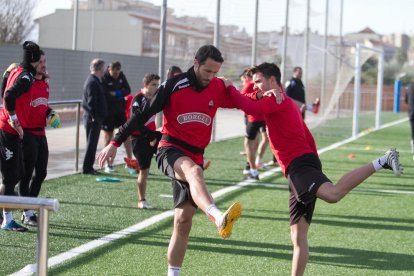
[245,121,266,140]
[132,132,161,170]
[155,146,199,208]
[287,153,331,225]
[102,111,126,132]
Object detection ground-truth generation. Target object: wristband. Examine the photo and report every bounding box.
[9,114,17,120]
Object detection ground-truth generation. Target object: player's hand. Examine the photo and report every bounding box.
[263,87,284,104]
[8,116,23,139]
[97,144,118,168]
[217,77,233,88]
[48,110,61,128]
[149,138,158,147]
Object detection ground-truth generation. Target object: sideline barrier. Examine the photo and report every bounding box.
[0,195,60,276]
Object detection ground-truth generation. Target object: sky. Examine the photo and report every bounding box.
[34,0,414,36]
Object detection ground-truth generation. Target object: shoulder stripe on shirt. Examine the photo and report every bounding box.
[172,77,190,92]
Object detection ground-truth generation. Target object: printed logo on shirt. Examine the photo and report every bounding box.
[308,182,316,192]
[31,97,48,107]
[208,100,214,108]
[172,78,190,92]
[177,112,212,126]
[178,83,190,89]
[2,147,13,160]
[22,75,31,81]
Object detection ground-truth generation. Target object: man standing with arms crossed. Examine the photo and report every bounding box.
[226,62,403,276]
[98,45,242,276]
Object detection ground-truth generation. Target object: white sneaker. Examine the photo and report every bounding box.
[104,165,115,173]
[382,148,404,176]
[137,200,153,209]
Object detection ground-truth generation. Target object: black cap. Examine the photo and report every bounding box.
[22,41,41,64]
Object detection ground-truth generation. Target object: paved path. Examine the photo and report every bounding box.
[46,109,246,180]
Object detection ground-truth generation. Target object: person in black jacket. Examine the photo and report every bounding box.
[82,58,107,175]
[405,83,414,160]
[101,62,131,173]
[285,66,319,119]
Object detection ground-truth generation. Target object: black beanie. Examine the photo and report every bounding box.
[22,41,41,64]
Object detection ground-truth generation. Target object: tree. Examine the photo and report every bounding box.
[0,0,36,44]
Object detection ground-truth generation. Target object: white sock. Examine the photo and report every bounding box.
[168,266,181,276]
[372,155,388,171]
[3,210,13,225]
[255,156,262,165]
[206,204,222,227]
[24,210,33,218]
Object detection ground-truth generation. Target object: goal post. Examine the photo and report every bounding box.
[352,43,385,137]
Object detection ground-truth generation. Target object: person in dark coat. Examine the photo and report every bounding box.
[82,58,107,175]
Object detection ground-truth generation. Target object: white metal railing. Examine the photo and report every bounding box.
[0,100,82,173]
[48,100,82,172]
[0,195,60,276]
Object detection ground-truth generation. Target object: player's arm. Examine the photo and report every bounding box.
[86,81,101,121]
[119,72,131,96]
[4,72,33,138]
[112,81,169,146]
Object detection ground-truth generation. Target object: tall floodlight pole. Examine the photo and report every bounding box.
[336,0,344,117]
[72,0,78,50]
[212,0,221,142]
[90,0,95,51]
[157,0,167,128]
[303,0,310,87]
[321,0,329,113]
[214,0,221,48]
[281,0,290,82]
[251,0,259,66]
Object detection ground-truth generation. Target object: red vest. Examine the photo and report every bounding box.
[0,67,49,135]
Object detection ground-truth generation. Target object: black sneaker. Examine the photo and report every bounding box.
[21,213,38,226]
[381,148,404,176]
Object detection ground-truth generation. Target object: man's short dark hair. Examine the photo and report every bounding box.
[109,61,121,70]
[167,66,182,79]
[293,66,302,72]
[195,45,224,65]
[143,73,160,86]
[239,67,252,78]
[250,62,281,85]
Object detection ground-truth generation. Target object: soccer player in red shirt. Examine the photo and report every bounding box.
[226,62,403,276]
[97,45,242,275]
[0,41,42,231]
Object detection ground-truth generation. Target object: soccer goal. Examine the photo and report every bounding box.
[307,42,386,144]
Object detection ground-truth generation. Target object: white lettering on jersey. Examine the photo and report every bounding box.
[31,97,48,107]
[177,112,212,126]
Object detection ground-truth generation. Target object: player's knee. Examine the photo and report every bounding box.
[188,164,203,177]
[175,216,192,237]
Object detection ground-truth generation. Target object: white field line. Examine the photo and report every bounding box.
[10,117,408,275]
